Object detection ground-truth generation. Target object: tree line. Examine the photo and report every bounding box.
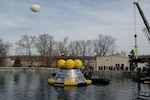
[15,34,116,57]
[0,33,116,66]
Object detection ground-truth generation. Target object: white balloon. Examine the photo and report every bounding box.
[30,4,40,12]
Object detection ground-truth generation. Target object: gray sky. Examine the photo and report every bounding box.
[0,0,150,55]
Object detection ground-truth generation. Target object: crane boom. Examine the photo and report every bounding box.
[134,1,150,36]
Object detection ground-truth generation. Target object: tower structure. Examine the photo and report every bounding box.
[134,34,138,59]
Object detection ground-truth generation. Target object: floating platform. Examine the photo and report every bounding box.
[48,69,92,86]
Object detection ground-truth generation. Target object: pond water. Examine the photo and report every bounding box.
[0,72,150,100]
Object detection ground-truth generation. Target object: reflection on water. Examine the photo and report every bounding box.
[0,72,150,100]
[54,86,87,100]
[134,83,150,100]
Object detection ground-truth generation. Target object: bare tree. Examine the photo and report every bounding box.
[34,34,56,67]
[94,34,116,56]
[79,40,87,56]
[47,35,56,56]
[68,40,81,56]
[15,35,35,66]
[35,34,55,57]
[15,35,35,56]
[79,40,94,56]
[0,39,11,66]
[55,37,69,56]
[85,40,95,56]
[68,40,94,57]
[35,34,48,57]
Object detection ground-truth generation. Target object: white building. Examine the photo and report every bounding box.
[4,58,14,67]
[95,55,130,71]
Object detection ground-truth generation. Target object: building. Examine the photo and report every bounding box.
[95,55,130,71]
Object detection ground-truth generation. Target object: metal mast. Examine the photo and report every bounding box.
[133,0,150,42]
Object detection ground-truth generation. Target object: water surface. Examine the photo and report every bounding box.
[0,72,150,100]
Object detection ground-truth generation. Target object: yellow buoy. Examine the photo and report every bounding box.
[65,59,74,69]
[74,59,83,69]
[57,59,65,68]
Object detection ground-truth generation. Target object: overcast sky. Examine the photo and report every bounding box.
[0,0,150,55]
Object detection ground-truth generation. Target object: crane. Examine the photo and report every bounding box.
[133,0,150,43]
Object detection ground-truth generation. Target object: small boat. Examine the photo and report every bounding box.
[83,70,110,85]
[132,76,150,83]
[144,80,150,84]
[90,78,111,85]
[82,65,110,85]
[52,73,56,76]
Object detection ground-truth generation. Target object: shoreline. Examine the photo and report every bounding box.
[0,67,59,73]
[0,67,137,77]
